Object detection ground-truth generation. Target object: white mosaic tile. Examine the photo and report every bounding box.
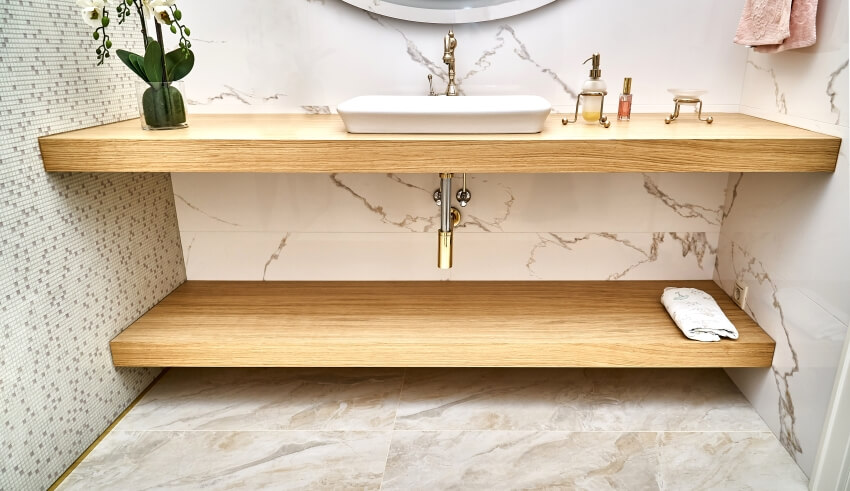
[0,2,185,489]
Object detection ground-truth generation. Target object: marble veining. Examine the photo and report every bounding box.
[642,174,722,225]
[526,232,715,280]
[721,173,744,221]
[187,84,288,106]
[456,178,515,232]
[366,12,451,91]
[485,25,578,98]
[174,193,240,227]
[722,241,802,458]
[746,61,788,114]
[262,233,291,280]
[301,105,332,114]
[827,60,849,124]
[329,173,438,232]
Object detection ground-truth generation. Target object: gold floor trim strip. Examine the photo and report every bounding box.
[47,368,170,490]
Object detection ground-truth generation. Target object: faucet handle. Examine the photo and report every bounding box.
[456,188,471,207]
[427,74,437,96]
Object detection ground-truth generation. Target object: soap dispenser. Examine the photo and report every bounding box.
[581,53,606,122]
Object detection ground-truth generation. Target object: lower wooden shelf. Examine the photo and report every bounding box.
[110,281,775,367]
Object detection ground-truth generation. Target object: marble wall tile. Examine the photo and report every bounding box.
[172,173,727,233]
[182,231,717,280]
[59,430,391,490]
[739,0,848,127]
[116,368,405,431]
[179,0,747,113]
[181,232,447,280]
[718,0,849,475]
[173,172,725,279]
[170,0,739,282]
[395,368,768,432]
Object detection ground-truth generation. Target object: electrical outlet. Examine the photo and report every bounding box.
[732,280,748,310]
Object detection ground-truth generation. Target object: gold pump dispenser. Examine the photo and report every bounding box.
[584,53,602,78]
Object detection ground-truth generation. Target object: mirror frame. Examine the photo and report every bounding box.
[340,0,556,24]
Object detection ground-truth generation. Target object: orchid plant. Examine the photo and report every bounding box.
[79,0,194,128]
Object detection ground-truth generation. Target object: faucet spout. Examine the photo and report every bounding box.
[443,29,458,97]
[438,172,453,269]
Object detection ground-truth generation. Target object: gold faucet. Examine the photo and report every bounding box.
[443,29,458,96]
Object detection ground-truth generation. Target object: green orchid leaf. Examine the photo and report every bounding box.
[164,48,194,82]
[116,49,148,82]
[128,53,149,83]
[144,40,163,84]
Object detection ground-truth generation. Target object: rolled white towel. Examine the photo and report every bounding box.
[661,287,739,342]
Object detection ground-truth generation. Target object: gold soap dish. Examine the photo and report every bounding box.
[561,91,611,128]
[664,89,713,124]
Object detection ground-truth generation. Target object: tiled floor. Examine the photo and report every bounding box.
[59,368,808,490]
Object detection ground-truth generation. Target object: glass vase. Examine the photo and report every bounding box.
[136,80,188,130]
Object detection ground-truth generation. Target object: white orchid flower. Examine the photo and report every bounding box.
[78,0,119,29]
[148,0,176,25]
[136,0,151,20]
[80,5,105,28]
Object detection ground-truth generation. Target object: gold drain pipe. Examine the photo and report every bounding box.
[438,173,454,269]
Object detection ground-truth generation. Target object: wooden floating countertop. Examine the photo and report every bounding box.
[110,280,775,368]
[40,113,839,173]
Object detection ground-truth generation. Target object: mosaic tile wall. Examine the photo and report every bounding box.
[0,2,186,489]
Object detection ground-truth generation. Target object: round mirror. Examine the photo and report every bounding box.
[340,0,557,24]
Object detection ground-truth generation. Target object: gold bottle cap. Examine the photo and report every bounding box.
[623,77,632,95]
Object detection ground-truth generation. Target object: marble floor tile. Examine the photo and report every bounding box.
[59,430,390,491]
[657,432,808,490]
[61,369,809,490]
[116,368,404,431]
[395,368,769,432]
[382,430,660,490]
[382,430,807,491]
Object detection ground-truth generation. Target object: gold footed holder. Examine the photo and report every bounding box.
[561,91,611,128]
[665,97,713,124]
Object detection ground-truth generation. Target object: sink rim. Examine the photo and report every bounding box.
[337,94,553,134]
[337,95,553,116]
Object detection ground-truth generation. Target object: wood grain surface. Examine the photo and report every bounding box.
[40,113,839,173]
[110,281,776,367]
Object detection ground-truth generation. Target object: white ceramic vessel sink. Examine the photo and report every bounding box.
[337,95,552,134]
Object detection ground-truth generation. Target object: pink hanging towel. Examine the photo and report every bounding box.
[734,0,794,46]
[755,0,819,53]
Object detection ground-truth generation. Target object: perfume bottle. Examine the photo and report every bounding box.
[618,77,632,121]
